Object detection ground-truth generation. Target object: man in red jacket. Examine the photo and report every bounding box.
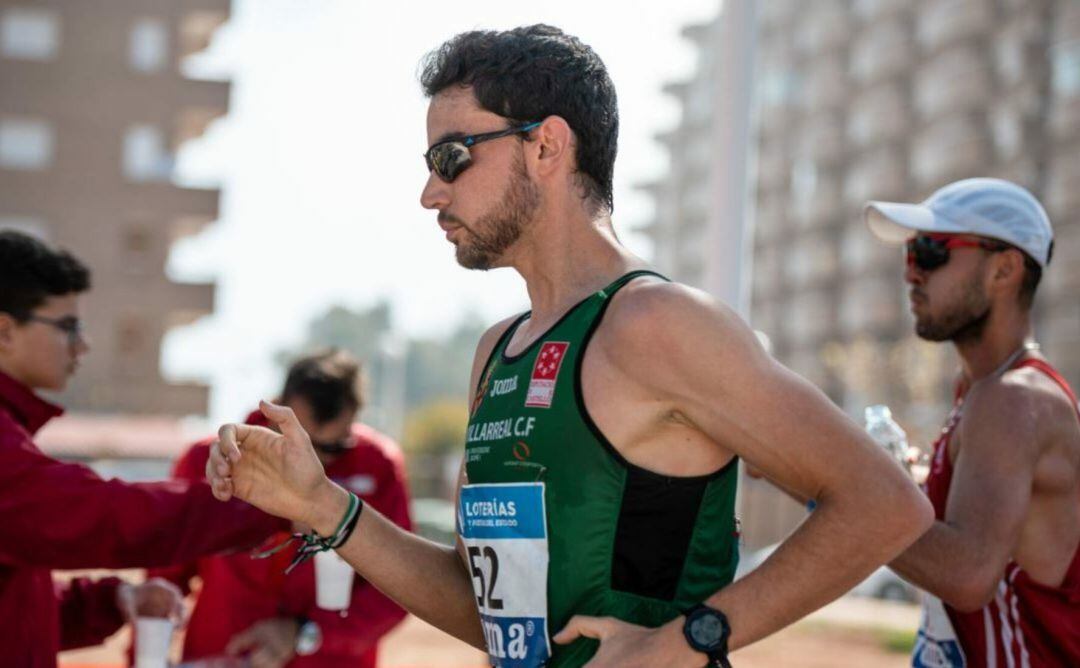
[0,230,285,666]
[152,350,412,667]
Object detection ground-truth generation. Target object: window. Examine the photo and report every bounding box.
[0,7,59,60]
[760,69,802,109]
[791,159,818,210]
[130,18,168,72]
[123,124,172,181]
[1052,41,1080,98]
[0,118,54,170]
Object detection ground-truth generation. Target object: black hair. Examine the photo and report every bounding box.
[281,349,363,424]
[420,24,619,215]
[0,230,91,321]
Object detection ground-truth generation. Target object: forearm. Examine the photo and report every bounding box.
[711,488,931,650]
[890,520,991,610]
[312,484,484,649]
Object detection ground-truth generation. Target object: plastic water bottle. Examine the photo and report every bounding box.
[864,405,909,466]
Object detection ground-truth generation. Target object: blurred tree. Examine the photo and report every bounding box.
[278,301,393,366]
[280,303,489,438]
[404,312,487,408]
[402,399,468,455]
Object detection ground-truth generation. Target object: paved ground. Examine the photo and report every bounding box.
[61,596,919,667]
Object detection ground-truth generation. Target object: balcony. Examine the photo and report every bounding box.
[793,0,851,57]
[839,275,901,337]
[1041,223,1080,297]
[759,0,800,30]
[1052,2,1080,45]
[844,146,907,206]
[802,55,849,113]
[1049,96,1080,140]
[1044,149,1080,221]
[915,0,993,54]
[851,0,910,21]
[847,83,909,148]
[914,47,991,120]
[850,20,912,84]
[910,115,989,188]
[797,113,845,166]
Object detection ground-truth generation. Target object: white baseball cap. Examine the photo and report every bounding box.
[864,177,1054,267]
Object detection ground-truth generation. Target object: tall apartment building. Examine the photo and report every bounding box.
[0,1,231,415]
[647,0,1080,548]
[636,0,757,313]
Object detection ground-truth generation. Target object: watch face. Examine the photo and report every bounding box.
[689,611,725,649]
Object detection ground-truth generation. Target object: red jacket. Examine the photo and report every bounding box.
[0,371,286,667]
[153,410,412,667]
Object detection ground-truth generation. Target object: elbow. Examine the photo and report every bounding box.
[886,480,935,552]
[943,573,998,613]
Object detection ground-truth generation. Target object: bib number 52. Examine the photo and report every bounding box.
[467,545,504,610]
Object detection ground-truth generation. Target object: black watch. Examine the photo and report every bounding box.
[682,604,732,668]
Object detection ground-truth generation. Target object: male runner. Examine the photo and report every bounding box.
[150,350,410,667]
[865,177,1080,666]
[207,25,933,667]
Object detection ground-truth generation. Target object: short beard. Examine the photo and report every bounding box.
[915,273,992,344]
[455,154,540,270]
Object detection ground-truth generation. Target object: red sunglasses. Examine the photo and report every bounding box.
[905,233,1008,271]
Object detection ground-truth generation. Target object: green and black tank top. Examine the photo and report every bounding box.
[457,270,739,668]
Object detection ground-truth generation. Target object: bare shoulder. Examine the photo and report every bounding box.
[468,313,524,395]
[596,278,762,366]
[962,364,1074,457]
[473,314,522,365]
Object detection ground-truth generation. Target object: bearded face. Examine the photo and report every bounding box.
[454,152,541,270]
[913,262,992,344]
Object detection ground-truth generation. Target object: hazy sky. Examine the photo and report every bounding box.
[163,0,721,423]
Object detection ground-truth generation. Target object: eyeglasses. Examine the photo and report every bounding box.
[27,315,84,345]
[906,233,1009,271]
[424,121,541,183]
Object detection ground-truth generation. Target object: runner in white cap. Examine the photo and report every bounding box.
[866,177,1080,667]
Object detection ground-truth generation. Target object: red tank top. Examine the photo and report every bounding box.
[923,358,1080,666]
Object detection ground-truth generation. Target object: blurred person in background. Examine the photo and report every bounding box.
[206,25,932,668]
[0,230,286,666]
[865,178,1080,667]
[150,349,411,667]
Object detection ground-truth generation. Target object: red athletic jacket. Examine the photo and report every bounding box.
[923,359,1080,666]
[153,410,412,667]
[0,371,286,667]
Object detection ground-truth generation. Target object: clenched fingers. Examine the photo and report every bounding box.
[553,615,620,644]
[206,438,235,501]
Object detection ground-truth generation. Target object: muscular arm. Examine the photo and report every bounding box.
[890,379,1040,611]
[604,284,934,651]
[211,315,521,650]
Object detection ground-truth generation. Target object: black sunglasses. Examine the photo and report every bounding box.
[424,121,541,183]
[906,233,1009,272]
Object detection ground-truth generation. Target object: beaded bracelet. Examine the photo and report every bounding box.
[252,492,363,573]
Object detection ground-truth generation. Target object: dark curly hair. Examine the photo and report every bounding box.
[0,230,90,321]
[420,24,619,215]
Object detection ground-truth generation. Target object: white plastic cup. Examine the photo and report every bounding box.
[134,617,174,668]
[315,549,355,610]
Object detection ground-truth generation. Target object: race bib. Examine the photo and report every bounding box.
[913,593,966,667]
[459,482,551,667]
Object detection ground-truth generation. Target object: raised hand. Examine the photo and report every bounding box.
[207,400,349,532]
